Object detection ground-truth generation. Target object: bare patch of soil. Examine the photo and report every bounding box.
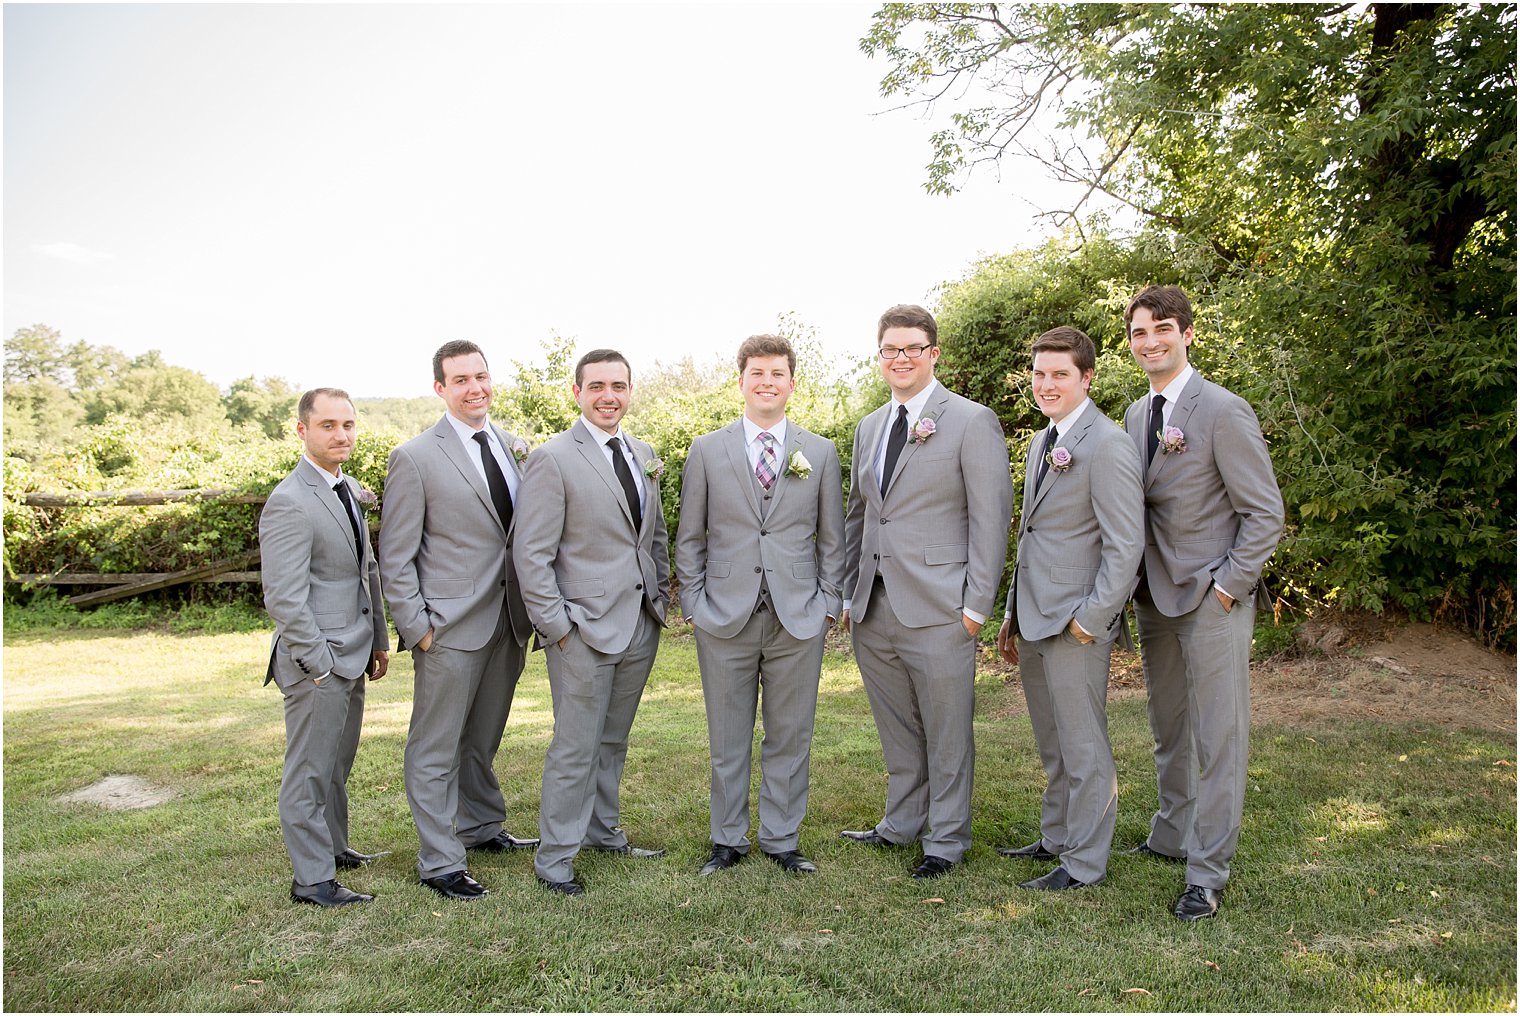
[58,774,174,810]
[983,617,1516,737]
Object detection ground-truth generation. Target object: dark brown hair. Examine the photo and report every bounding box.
[574,348,632,387]
[1031,326,1096,375]
[736,334,796,375]
[297,387,353,423]
[1124,285,1194,335]
[876,304,938,346]
[432,340,488,385]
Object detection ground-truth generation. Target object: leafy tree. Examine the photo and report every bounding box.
[225,375,299,440]
[81,351,228,431]
[865,3,1517,642]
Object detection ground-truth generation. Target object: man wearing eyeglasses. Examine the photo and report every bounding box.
[840,304,1013,880]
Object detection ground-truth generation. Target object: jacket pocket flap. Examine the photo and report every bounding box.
[1051,565,1099,586]
[560,578,606,598]
[925,543,969,565]
[791,560,817,579]
[1176,538,1232,561]
[707,561,732,579]
[425,577,474,599]
[313,611,347,630]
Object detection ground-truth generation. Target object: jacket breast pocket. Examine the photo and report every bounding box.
[707,561,732,579]
[425,577,474,599]
[1050,566,1099,587]
[560,578,606,598]
[313,611,347,631]
[925,544,968,566]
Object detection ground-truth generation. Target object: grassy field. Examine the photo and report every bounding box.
[3,620,1515,1012]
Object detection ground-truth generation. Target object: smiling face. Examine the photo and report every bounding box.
[297,393,357,475]
[739,354,794,425]
[1127,305,1193,389]
[878,325,939,399]
[574,359,633,435]
[1030,350,1092,425]
[434,352,493,429]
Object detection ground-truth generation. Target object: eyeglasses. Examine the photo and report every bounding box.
[878,344,933,361]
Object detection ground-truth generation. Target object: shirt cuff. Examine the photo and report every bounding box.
[842,598,852,613]
[1071,617,1092,637]
[963,607,987,625]
[1213,581,1237,603]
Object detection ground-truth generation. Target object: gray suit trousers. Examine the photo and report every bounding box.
[279,673,366,886]
[404,610,526,879]
[1017,631,1118,884]
[696,608,825,853]
[535,611,660,883]
[852,586,977,863]
[1134,586,1254,889]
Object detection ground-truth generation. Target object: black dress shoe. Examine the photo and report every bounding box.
[910,855,956,880]
[469,831,540,852]
[537,875,586,897]
[333,848,388,869]
[840,828,894,846]
[291,879,373,907]
[699,844,745,876]
[1127,842,1187,863]
[590,843,665,858]
[1018,866,1098,891]
[995,840,1058,861]
[764,850,818,874]
[420,870,488,900]
[1174,884,1222,921]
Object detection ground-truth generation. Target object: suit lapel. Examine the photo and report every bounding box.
[571,419,636,531]
[299,459,359,563]
[434,417,503,530]
[1148,373,1204,485]
[1028,411,1095,517]
[883,386,948,501]
[722,421,765,523]
[627,432,659,539]
[767,425,805,517]
[858,404,890,510]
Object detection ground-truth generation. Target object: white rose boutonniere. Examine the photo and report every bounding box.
[787,450,812,478]
[643,457,666,483]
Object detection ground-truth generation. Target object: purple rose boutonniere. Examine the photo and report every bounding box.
[910,417,937,444]
[355,487,379,514]
[511,438,530,464]
[1047,446,1072,472]
[1159,426,1187,454]
[643,457,666,483]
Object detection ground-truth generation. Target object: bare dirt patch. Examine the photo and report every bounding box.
[983,616,1516,737]
[58,774,174,810]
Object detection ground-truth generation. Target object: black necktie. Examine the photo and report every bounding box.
[607,436,643,532]
[1147,392,1166,463]
[880,403,908,497]
[471,431,514,533]
[333,480,363,560]
[1033,425,1058,492]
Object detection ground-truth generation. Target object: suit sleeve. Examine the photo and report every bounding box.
[512,448,574,644]
[1073,429,1144,639]
[959,405,1014,620]
[674,440,709,619]
[841,422,867,607]
[377,444,431,648]
[1211,394,1285,600]
[259,489,337,676]
[815,440,846,617]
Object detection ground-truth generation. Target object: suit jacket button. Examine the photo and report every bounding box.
[760,530,768,536]
[879,517,888,524]
[754,566,762,573]
[873,554,879,560]
[499,579,507,587]
[361,607,369,614]
[636,583,643,590]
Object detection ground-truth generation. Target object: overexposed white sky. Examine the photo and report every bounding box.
[5,3,1089,397]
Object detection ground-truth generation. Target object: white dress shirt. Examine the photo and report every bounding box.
[581,416,646,513]
[444,413,520,500]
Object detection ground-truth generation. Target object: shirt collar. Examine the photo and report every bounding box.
[1050,397,1092,440]
[1153,363,1195,404]
[890,377,939,421]
[303,455,345,485]
[580,416,626,449]
[742,415,787,448]
[444,412,495,447]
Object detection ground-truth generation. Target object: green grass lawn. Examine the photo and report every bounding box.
[4,622,1514,1011]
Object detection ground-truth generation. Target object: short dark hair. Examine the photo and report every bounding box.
[1124,285,1194,335]
[297,387,353,424]
[433,340,488,385]
[877,304,938,346]
[574,348,632,387]
[1031,326,1097,375]
[736,334,796,376]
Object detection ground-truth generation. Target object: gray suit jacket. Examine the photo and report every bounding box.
[675,420,845,641]
[513,419,671,655]
[261,458,388,686]
[844,383,1013,627]
[1006,405,1142,643]
[378,415,532,652]
[1123,372,1284,617]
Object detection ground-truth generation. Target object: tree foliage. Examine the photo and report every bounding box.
[867,3,1516,642]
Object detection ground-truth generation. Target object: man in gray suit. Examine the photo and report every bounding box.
[841,304,1014,879]
[514,348,671,897]
[1122,285,1284,920]
[379,340,538,902]
[676,334,846,877]
[994,328,1143,891]
[261,388,390,907]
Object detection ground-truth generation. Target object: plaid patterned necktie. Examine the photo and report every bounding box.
[756,432,778,491]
